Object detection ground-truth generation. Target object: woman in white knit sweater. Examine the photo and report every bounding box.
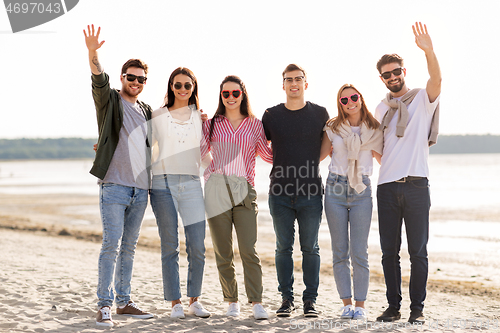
[149,67,210,319]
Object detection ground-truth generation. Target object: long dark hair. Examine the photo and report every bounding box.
[326,83,380,133]
[208,75,254,141]
[162,67,199,109]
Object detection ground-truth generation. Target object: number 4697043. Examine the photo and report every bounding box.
[6,2,62,14]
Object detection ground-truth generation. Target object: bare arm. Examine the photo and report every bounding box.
[320,132,332,161]
[83,24,105,75]
[372,150,382,165]
[413,22,441,103]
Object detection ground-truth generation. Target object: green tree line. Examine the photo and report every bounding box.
[0,138,97,159]
[0,135,499,160]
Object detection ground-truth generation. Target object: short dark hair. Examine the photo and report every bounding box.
[121,59,148,75]
[376,54,404,73]
[282,63,307,79]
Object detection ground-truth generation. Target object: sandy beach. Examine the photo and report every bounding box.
[1,192,500,332]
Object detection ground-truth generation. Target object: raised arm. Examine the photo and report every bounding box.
[413,22,441,103]
[83,24,105,75]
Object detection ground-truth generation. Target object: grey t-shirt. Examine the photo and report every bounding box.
[100,96,149,190]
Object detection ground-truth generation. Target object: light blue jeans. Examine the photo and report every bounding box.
[324,173,372,302]
[150,174,206,301]
[97,183,148,308]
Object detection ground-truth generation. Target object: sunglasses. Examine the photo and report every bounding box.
[221,90,242,99]
[380,68,404,80]
[173,82,193,90]
[122,73,147,84]
[339,93,360,106]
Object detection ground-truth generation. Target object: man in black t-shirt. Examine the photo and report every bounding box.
[262,64,329,318]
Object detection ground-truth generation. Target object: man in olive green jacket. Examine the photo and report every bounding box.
[84,24,153,327]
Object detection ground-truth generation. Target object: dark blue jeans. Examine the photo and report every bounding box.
[269,195,322,303]
[377,178,430,311]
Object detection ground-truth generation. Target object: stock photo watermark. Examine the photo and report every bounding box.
[289,318,499,330]
[3,0,79,33]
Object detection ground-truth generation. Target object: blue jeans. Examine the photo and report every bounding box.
[97,183,148,308]
[377,178,430,311]
[324,173,372,302]
[269,194,322,302]
[150,174,206,301]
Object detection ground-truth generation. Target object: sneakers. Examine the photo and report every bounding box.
[96,306,114,327]
[188,301,211,318]
[171,303,185,319]
[276,299,295,317]
[116,300,154,319]
[303,300,319,317]
[253,304,269,320]
[408,308,425,324]
[340,304,354,319]
[376,306,401,322]
[226,302,240,317]
[353,307,367,320]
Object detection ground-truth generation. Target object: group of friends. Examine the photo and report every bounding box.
[83,21,441,328]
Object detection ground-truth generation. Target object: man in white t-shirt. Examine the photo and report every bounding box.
[374,22,441,325]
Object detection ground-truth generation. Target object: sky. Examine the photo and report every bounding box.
[1,0,499,139]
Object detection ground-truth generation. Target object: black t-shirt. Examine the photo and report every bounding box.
[262,102,329,196]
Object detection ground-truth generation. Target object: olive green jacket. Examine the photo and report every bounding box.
[89,72,152,181]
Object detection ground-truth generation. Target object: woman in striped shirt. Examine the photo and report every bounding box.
[201,75,272,320]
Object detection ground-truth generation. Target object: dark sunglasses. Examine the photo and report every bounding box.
[221,90,242,99]
[380,68,404,80]
[339,93,360,106]
[122,73,147,84]
[173,82,193,90]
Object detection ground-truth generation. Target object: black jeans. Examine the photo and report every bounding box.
[377,178,430,311]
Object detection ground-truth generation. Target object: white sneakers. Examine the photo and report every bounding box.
[188,301,211,318]
[170,304,185,319]
[226,302,268,319]
[340,305,368,320]
[353,307,367,320]
[172,302,211,319]
[252,304,269,320]
[340,304,355,319]
[171,301,267,319]
[226,302,241,317]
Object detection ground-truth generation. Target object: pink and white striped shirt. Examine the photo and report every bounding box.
[201,116,273,186]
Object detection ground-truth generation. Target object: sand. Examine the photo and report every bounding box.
[1,193,500,332]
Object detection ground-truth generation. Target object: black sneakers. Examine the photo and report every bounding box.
[408,308,425,324]
[303,300,318,317]
[376,307,401,322]
[276,299,295,317]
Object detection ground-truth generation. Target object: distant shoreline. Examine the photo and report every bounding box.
[1,135,500,159]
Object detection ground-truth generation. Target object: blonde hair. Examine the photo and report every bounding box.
[326,84,380,133]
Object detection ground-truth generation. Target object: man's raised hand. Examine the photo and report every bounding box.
[84,24,105,52]
[412,22,433,53]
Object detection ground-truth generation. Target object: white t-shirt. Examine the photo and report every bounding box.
[151,107,202,176]
[374,89,440,185]
[325,126,375,176]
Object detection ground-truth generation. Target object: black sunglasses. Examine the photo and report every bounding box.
[173,82,193,90]
[221,90,242,99]
[380,68,404,80]
[122,73,147,84]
